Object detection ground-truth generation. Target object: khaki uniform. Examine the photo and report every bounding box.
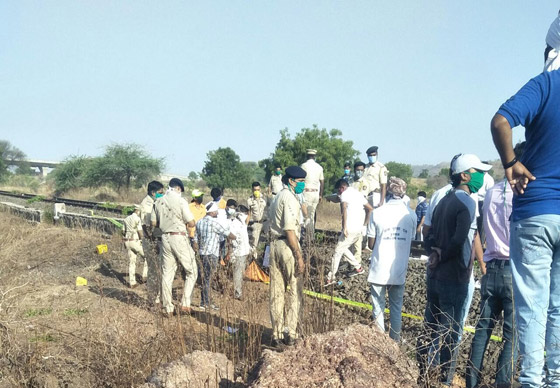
[152,191,197,313]
[301,159,324,227]
[268,188,303,341]
[269,175,284,196]
[139,195,161,303]
[364,162,388,207]
[123,212,146,286]
[247,195,267,252]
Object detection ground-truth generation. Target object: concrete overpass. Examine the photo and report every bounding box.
[3,159,61,176]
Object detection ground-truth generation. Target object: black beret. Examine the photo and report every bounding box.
[366,146,378,154]
[285,166,307,179]
[169,178,185,192]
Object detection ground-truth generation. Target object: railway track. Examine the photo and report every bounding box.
[0,190,131,215]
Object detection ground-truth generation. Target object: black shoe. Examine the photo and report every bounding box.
[271,338,281,347]
[284,335,296,346]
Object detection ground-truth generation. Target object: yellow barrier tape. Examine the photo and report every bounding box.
[302,288,503,343]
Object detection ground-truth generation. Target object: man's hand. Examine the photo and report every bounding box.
[506,162,536,195]
[296,255,305,276]
[428,247,442,269]
[479,260,487,276]
[343,227,348,237]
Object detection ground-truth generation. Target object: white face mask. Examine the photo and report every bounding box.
[238,213,248,223]
[227,208,236,216]
[368,155,377,164]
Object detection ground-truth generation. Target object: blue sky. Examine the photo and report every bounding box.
[0,2,557,176]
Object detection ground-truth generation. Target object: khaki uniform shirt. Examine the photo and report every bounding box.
[269,175,284,194]
[300,159,324,191]
[152,191,194,234]
[247,196,267,222]
[364,161,388,192]
[139,195,154,226]
[269,188,302,240]
[123,212,142,240]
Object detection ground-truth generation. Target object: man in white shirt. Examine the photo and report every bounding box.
[300,149,324,230]
[228,205,251,300]
[326,179,373,285]
[123,204,146,288]
[367,177,417,341]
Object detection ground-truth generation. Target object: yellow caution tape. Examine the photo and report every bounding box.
[75,277,88,286]
[96,244,108,254]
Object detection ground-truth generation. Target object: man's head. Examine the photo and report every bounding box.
[205,202,219,217]
[169,178,185,193]
[354,161,366,179]
[334,178,349,196]
[226,199,237,217]
[237,204,249,221]
[450,154,492,192]
[252,182,262,198]
[282,166,307,194]
[388,177,407,198]
[545,12,560,71]
[306,149,317,160]
[366,146,378,164]
[343,162,351,175]
[210,188,222,201]
[417,191,427,199]
[191,189,204,204]
[147,180,164,198]
[274,164,282,176]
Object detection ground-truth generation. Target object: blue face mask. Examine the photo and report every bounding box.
[368,155,377,164]
[155,193,163,199]
[294,181,305,194]
[344,169,350,175]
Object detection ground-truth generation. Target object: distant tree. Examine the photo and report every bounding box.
[385,161,413,184]
[438,167,450,177]
[188,171,199,181]
[0,140,26,181]
[52,155,93,194]
[85,144,164,192]
[242,161,266,184]
[418,169,429,179]
[202,147,251,190]
[259,125,359,192]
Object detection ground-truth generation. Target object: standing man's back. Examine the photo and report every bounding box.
[300,149,324,229]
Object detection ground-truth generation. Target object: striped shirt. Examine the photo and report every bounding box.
[195,215,230,257]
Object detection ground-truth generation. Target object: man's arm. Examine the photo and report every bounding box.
[340,202,348,236]
[363,202,373,226]
[417,215,425,236]
[368,236,376,250]
[440,207,472,264]
[422,225,431,240]
[319,179,324,201]
[491,113,535,194]
[473,232,486,275]
[379,183,386,207]
[286,229,304,275]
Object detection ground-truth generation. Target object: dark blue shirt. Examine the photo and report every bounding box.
[415,201,428,226]
[498,70,560,222]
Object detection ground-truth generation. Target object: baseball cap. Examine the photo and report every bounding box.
[451,154,492,175]
[191,189,203,198]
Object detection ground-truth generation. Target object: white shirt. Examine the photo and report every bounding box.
[367,198,417,285]
[301,159,324,190]
[229,217,251,257]
[340,186,368,234]
[477,173,495,202]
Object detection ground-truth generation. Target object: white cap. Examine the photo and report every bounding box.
[451,154,492,175]
[205,201,219,213]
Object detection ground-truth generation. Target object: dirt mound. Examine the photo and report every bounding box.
[141,350,235,388]
[249,323,418,388]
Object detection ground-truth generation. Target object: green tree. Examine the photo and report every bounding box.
[52,155,93,194]
[202,147,251,190]
[439,167,450,177]
[242,161,266,184]
[0,140,26,182]
[85,144,164,192]
[418,169,429,179]
[259,125,359,192]
[385,161,413,184]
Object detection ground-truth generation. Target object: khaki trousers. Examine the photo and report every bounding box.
[303,191,320,228]
[329,232,362,278]
[232,255,248,298]
[269,239,302,341]
[125,240,146,286]
[250,222,263,252]
[142,238,162,304]
[161,234,198,313]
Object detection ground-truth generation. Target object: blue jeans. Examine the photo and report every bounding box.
[200,254,218,306]
[417,277,469,386]
[370,283,405,341]
[510,214,560,387]
[466,259,517,388]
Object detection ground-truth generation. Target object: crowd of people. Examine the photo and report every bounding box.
[117,12,560,387]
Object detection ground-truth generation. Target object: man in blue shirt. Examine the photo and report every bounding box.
[492,66,560,387]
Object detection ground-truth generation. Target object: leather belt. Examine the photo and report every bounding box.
[304,188,318,192]
[122,238,139,242]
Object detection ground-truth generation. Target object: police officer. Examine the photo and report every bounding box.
[151,178,197,317]
[268,166,306,346]
[364,146,388,207]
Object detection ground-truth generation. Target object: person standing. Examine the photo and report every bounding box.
[351,161,370,198]
[300,149,324,229]
[123,205,146,288]
[367,177,416,341]
[139,180,164,306]
[188,189,206,242]
[247,182,267,258]
[466,143,524,388]
[268,165,284,197]
[415,191,428,241]
[490,22,560,382]
[195,202,236,311]
[417,154,491,387]
[341,161,354,185]
[229,205,251,300]
[363,146,388,207]
[268,166,307,346]
[211,188,227,209]
[325,179,372,285]
[151,178,197,317]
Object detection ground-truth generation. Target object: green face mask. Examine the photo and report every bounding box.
[466,171,485,193]
[275,170,282,175]
[292,181,305,194]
